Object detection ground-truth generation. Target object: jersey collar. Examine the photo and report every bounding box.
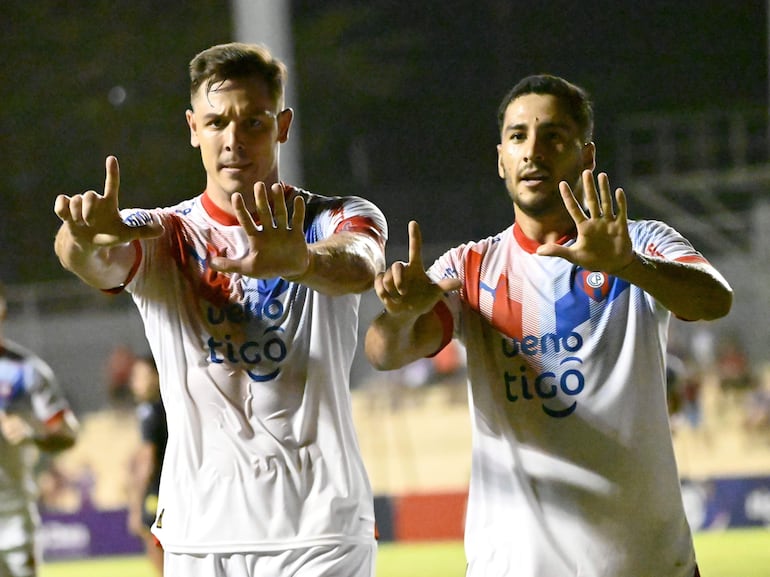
[513,222,575,254]
[201,184,296,226]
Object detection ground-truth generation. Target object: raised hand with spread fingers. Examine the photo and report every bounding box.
[209,181,309,280]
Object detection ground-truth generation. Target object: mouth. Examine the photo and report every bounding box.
[220,161,253,173]
[519,171,550,187]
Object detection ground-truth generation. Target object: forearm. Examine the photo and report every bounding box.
[36,411,79,452]
[54,224,134,290]
[33,430,77,452]
[288,233,384,295]
[617,252,733,320]
[365,308,444,370]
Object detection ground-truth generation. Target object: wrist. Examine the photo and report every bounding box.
[284,249,312,282]
[612,251,656,277]
[611,251,638,275]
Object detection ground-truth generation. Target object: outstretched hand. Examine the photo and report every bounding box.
[536,170,635,274]
[0,411,34,446]
[209,182,310,279]
[54,156,164,246]
[374,221,461,318]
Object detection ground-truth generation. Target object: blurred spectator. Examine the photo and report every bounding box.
[37,462,80,514]
[690,325,716,372]
[743,367,770,437]
[666,352,688,419]
[127,355,166,576]
[1,280,80,577]
[715,336,754,396]
[103,344,136,409]
[666,352,704,432]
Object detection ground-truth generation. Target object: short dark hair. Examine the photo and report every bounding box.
[497,74,594,142]
[189,42,287,107]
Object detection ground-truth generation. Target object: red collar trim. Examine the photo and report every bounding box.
[202,191,239,226]
[201,185,296,226]
[513,222,575,254]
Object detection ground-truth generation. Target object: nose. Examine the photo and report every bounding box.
[223,122,245,153]
[523,134,545,163]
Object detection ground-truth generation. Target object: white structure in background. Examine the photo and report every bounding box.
[230,0,304,186]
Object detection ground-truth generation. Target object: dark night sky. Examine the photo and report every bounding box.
[1,0,766,283]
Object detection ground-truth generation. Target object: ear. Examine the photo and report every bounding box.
[582,141,596,170]
[186,109,200,148]
[497,143,505,179]
[277,108,294,143]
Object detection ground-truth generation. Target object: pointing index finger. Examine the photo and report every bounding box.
[407,220,424,269]
[103,156,120,207]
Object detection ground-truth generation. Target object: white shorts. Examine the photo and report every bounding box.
[164,543,377,577]
[0,512,38,577]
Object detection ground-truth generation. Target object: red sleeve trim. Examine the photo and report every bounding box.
[672,255,711,321]
[427,300,455,358]
[674,254,709,265]
[43,409,67,430]
[101,240,143,295]
[335,215,386,250]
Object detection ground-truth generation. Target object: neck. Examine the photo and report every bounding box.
[512,208,576,245]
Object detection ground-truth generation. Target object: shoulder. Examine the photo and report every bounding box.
[2,339,50,371]
[297,187,383,215]
[0,339,28,363]
[627,218,684,240]
[440,226,512,261]
[119,196,203,226]
[292,186,387,239]
[428,227,511,283]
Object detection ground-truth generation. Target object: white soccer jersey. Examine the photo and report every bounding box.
[0,340,70,539]
[120,186,387,554]
[427,220,708,577]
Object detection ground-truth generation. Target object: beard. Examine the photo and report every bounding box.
[503,167,583,219]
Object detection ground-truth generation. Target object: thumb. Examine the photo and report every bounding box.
[536,243,569,259]
[91,219,165,246]
[437,277,462,293]
[121,210,166,241]
[131,219,165,241]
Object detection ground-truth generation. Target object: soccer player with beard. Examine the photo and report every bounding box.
[365,74,732,577]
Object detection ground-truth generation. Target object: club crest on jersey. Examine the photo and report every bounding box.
[578,270,610,301]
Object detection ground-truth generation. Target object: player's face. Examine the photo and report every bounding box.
[497,93,594,219]
[186,76,292,212]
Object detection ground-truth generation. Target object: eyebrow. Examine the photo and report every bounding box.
[503,120,572,135]
[199,109,277,120]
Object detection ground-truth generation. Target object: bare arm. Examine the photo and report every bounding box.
[612,253,732,321]
[537,171,733,321]
[210,182,385,295]
[364,221,461,370]
[0,409,79,452]
[53,156,163,290]
[365,306,447,371]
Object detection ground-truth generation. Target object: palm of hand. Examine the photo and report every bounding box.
[567,213,633,273]
[240,222,309,279]
[209,183,309,280]
[537,171,635,274]
[375,220,462,318]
